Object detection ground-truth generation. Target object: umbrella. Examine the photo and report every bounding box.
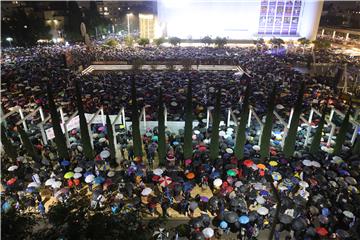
[279,214,293,224]
[299,181,309,188]
[239,215,250,224]
[252,145,260,151]
[210,171,220,179]
[190,201,198,210]
[213,178,222,188]
[26,187,38,193]
[100,150,110,159]
[74,173,82,179]
[219,221,228,229]
[6,178,17,186]
[45,178,56,186]
[55,188,69,198]
[345,176,357,185]
[107,171,115,177]
[202,227,214,238]
[257,206,269,215]
[85,174,95,183]
[27,182,40,188]
[64,172,74,179]
[269,161,278,167]
[336,229,350,239]
[7,165,18,171]
[272,172,282,181]
[186,172,195,180]
[200,196,209,202]
[227,169,237,177]
[191,232,205,240]
[225,148,233,154]
[302,160,312,166]
[94,176,105,184]
[257,164,266,170]
[74,167,83,173]
[316,227,328,236]
[243,159,254,167]
[260,190,270,196]
[153,168,163,176]
[51,181,62,189]
[235,181,243,187]
[256,196,266,204]
[311,161,321,168]
[159,176,172,187]
[343,210,354,219]
[292,217,307,231]
[61,160,70,166]
[141,188,152,196]
[224,211,238,223]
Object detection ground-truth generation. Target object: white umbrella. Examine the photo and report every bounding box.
[77,146,83,152]
[235,181,243,187]
[332,156,342,162]
[219,131,226,137]
[299,181,309,188]
[202,227,214,238]
[107,171,115,177]
[100,150,110,159]
[252,145,260,151]
[310,161,321,168]
[302,160,312,166]
[253,183,264,190]
[51,181,62,189]
[343,211,354,219]
[141,188,152,196]
[194,130,200,135]
[74,167,83,173]
[251,164,259,170]
[213,178,222,187]
[276,104,285,109]
[85,174,95,183]
[153,168,164,176]
[225,148,233,154]
[45,178,56,186]
[257,206,269,215]
[74,173,82,179]
[27,182,40,188]
[256,196,266,204]
[7,165,18,171]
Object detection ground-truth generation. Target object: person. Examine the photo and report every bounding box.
[161,198,170,218]
[38,201,45,216]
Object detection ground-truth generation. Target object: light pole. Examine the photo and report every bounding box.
[127,13,133,36]
[6,37,13,47]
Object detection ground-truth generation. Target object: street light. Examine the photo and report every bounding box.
[127,13,133,36]
[6,37,13,47]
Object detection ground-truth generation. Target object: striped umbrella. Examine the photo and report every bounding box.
[159,176,172,187]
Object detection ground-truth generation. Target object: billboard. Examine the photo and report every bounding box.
[157,0,323,40]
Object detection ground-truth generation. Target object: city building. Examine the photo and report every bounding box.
[139,14,156,39]
[157,0,324,40]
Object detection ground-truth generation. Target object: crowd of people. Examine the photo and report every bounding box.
[1,43,359,239]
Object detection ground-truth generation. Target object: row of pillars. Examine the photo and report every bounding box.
[321,29,350,41]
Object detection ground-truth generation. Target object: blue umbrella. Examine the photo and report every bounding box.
[2,201,11,213]
[260,190,270,196]
[84,171,93,177]
[61,160,70,166]
[26,187,38,193]
[210,171,220,179]
[339,169,350,176]
[220,221,228,229]
[239,215,250,224]
[322,208,330,217]
[183,181,195,192]
[173,141,179,145]
[94,176,105,184]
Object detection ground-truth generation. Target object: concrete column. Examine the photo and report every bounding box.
[287,108,294,128]
[332,31,336,39]
[18,108,27,131]
[206,108,210,129]
[39,124,48,145]
[100,108,105,126]
[345,33,349,41]
[227,108,231,127]
[39,107,45,122]
[327,124,335,147]
[351,125,359,145]
[247,108,252,128]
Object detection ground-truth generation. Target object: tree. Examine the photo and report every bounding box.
[75,81,93,160]
[137,38,150,47]
[1,123,18,161]
[169,37,181,46]
[153,37,165,47]
[209,89,222,161]
[333,105,352,155]
[131,58,145,71]
[201,36,212,46]
[269,38,285,47]
[309,108,327,154]
[131,75,143,158]
[104,39,119,47]
[214,37,227,48]
[165,62,175,71]
[183,79,193,159]
[157,88,166,166]
[47,84,69,160]
[1,210,35,240]
[298,37,310,54]
[260,87,276,159]
[125,36,134,47]
[312,39,331,50]
[181,59,193,71]
[353,135,360,155]
[84,1,111,38]
[64,1,83,42]
[234,85,251,160]
[283,83,305,158]
[106,114,117,167]
[18,126,40,162]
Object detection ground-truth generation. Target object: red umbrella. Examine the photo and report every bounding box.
[243,160,254,167]
[226,186,234,193]
[152,175,160,182]
[159,176,172,187]
[316,227,328,236]
[6,178,17,186]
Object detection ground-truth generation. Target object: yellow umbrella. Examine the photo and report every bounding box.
[269,161,278,167]
[64,172,74,179]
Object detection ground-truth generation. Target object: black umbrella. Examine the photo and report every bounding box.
[318,215,329,225]
[190,231,205,240]
[279,213,293,225]
[305,227,317,237]
[336,229,350,239]
[209,196,220,207]
[248,211,257,222]
[309,206,319,215]
[326,170,337,179]
[224,211,238,223]
[200,214,211,227]
[190,218,203,228]
[292,217,307,231]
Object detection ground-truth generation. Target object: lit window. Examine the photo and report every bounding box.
[104,7,108,11]
[99,7,103,11]
[104,12,109,16]
[118,7,121,10]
